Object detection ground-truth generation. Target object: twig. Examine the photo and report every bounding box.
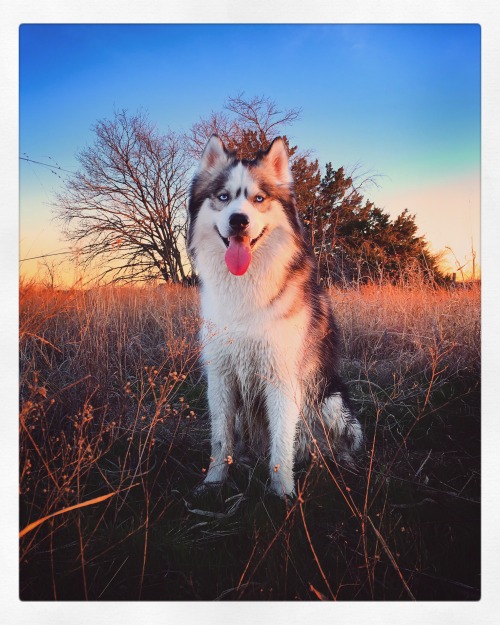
[98,557,130,599]
[299,494,336,600]
[366,515,416,601]
[19,484,139,538]
[414,448,433,477]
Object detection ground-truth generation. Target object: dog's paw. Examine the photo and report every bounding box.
[193,479,225,498]
[268,476,296,500]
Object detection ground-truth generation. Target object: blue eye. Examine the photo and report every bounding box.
[218,193,229,202]
[255,195,265,203]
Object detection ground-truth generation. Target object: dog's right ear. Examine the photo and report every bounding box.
[199,135,230,171]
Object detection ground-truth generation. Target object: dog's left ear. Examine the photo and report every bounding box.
[261,138,293,185]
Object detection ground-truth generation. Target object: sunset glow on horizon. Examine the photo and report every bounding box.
[19,24,480,285]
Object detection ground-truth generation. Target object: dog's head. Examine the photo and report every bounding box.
[188,136,302,276]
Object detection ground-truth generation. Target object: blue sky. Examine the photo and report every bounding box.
[19,23,481,279]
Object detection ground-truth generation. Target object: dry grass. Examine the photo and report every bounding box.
[19,279,480,600]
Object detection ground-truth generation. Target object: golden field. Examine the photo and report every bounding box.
[19,280,480,600]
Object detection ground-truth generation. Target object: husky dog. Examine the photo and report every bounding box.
[188,136,362,497]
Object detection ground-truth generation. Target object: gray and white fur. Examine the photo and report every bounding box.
[188,136,362,497]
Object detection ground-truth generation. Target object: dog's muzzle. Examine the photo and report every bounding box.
[228,212,250,237]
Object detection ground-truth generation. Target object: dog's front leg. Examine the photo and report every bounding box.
[203,367,237,487]
[265,383,301,498]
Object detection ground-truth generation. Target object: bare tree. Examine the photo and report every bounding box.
[186,93,301,159]
[38,257,63,289]
[187,110,243,159]
[225,93,301,145]
[55,110,193,284]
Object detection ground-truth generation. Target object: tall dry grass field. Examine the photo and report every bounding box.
[19,280,480,600]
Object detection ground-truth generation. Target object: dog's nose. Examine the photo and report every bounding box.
[229,213,249,231]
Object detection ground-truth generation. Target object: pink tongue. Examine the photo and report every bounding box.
[225,236,252,276]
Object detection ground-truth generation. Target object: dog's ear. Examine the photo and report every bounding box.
[199,135,231,172]
[260,138,293,185]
